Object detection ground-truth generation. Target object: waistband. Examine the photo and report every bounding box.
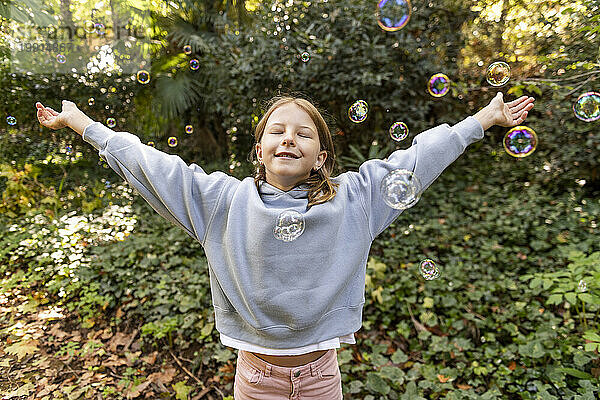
[238,348,336,379]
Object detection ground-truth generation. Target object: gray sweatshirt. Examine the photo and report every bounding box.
[82,116,484,349]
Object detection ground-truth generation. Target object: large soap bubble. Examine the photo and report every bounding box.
[503,126,537,158]
[380,169,422,210]
[348,100,369,123]
[486,61,510,87]
[420,259,440,280]
[573,92,600,122]
[389,121,409,141]
[428,73,450,97]
[274,210,305,242]
[376,0,411,32]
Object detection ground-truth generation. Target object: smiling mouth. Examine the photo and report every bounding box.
[275,154,300,159]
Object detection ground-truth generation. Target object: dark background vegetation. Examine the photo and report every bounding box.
[1,0,599,398]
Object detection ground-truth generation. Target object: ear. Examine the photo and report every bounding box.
[255,143,263,162]
[315,150,327,170]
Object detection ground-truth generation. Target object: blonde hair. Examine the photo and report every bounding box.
[250,96,339,209]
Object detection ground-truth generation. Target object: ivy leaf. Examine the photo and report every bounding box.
[564,292,577,304]
[172,381,193,400]
[5,339,38,361]
[366,372,391,395]
[546,294,563,305]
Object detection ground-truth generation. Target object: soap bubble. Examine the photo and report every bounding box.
[65,145,73,155]
[94,23,105,35]
[183,45,192,55]
[88,98,95,106]
[348,100,369,123]
[185,125,194,134]
[573,92,600,122]
[486,61,510,87]
[190,59,200,70]
[136,70,150,84]
[503,126,537,158]
[56,54,66,63]
[273,210,305,242]
[389,121,409,141]
[578,280,587,292]
[83,20,96,34]
[428,73,450,97]
[376,0,411,32]
[147,141,155,147]
[168,137,178,147]
[380,169,422,210]
[106,118,116,128]
[420,259,440,280]
[301,51,310,62]
[6,116,16,125]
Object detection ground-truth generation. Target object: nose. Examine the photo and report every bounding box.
[281,130,296,146]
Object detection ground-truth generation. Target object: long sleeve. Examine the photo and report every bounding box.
[82,122,235,243]
[346,116,484,240]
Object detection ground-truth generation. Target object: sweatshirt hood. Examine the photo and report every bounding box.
[258,180,310,199]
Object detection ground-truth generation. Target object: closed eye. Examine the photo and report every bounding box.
[269,132,311,138]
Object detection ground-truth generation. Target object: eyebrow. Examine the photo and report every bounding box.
[266,123,316,134]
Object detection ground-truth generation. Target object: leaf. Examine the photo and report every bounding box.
[365,372,391,395]
[560,367,593,379]
[583,331,600,342]
[437,374,450,383]
[5,339,38,361]
[564,292,577,304]
[547,294,563,305]
[3,382,35,398]
[172,381,193,400]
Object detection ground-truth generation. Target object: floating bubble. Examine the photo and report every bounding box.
[389,121,409,141]
[65,145,73,155]
[578,279,587,292]
[377,0,411,32]
[94,23,105,35]
[83,20,96,34]
[380,169,422,210]
[503,126,537,158]
[106,118,116,128]
[190,59,200,70]
[301,51,310,62]
[6,116,16,126]
[420,259,440,280]
[428,73,450,97]
[56,54,66,64]
[573,92,600,122]
[147,141,155,147]
[105,180,111,189]
[348,100,369,123]
[185,125,194,134]
[486,61,510,87]
[88,98,95,106]
[273,210,305,242]
[168,136,178,147]
[183,45,192,55]
[136,70,150,84]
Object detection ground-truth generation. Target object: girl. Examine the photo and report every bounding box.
[35,92,534,399]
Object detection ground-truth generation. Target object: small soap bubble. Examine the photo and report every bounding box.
[420,259,440,280]
[389,121,409,141]
[380,169,422,210]
[348,100,369,123]
[136,70,150,84]
[65,145,73,155]
[83,20,96,34]
[377,0,412,32]
[503,126,537,158]
[106,117,116,128]
[105,180,111,189]
[88,97,95,106]
[183,45,192,55]
[300,51,310,62]
[428,73,450,97]
[578,279,587,292]
[486,61,510,87]
[56,54,66,63]
[185,125,194,134]
[147,141,155,147]
[94,23,105,35]
[168,136,178,147]
[273,210,305,242]
[6,116,17,125]
[190,59,200,70]
[573,91,600,122]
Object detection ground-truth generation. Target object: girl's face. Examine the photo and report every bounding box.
[255,103,327,192]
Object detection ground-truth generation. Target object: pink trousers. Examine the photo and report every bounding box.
[234,348,343,400]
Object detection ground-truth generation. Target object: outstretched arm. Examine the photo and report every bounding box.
[473,92,535,131]
[36,100,95,135]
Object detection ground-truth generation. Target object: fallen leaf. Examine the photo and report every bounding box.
[141,351,158,365]
[5,339,39,361]
[148,367,178,384]
[108,332,130,352]
[4,382,35,398]
[127,380,153,398]
[508,361,516,371]
[437,374,450,383]
[457,383,472,390]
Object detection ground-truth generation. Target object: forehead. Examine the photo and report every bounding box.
[265,102,317,130]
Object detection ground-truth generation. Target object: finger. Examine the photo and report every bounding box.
[506,95,532,108]
[510,97,534,113]
[46,107,59,116]
[36,102,44,109]
[511,102,534,119]
[515,110,528,125]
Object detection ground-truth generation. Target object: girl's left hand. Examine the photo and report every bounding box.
[490,92,535,127]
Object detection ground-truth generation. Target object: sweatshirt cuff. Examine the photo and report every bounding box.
[82,121,116,151]
[452,116,485,142]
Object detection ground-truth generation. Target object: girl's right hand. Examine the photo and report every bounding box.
[36,100,78,130]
